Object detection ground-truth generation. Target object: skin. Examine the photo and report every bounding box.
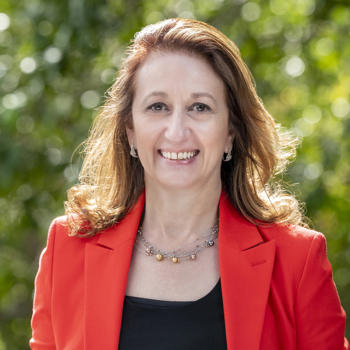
[127,50,233,247]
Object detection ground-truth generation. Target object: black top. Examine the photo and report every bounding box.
[118,278,227,349]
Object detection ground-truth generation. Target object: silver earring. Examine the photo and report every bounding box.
[130,144,138,158]
[223,149,232,162]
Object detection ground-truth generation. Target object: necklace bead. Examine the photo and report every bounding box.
[207,240,215,247]
[156,253,164,261]
[146,248,153,256]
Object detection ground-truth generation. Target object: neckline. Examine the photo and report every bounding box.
[125,278,221,307]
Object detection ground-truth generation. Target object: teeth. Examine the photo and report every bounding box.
[161,151,197,160]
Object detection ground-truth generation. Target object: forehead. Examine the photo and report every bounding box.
[133,50,226,99]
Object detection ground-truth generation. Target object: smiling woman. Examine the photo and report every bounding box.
[128,51,232,192]
[30,18,348,350]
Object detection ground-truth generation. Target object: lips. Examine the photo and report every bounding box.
[159,150,200,160]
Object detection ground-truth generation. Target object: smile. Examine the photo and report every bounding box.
[159,150,199,160]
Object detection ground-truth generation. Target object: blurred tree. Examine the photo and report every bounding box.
[0,0,349,347]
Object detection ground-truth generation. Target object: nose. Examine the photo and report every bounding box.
[163,107,189,143]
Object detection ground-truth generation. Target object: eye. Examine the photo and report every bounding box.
[147,102,168,112]
[190,103,211,112]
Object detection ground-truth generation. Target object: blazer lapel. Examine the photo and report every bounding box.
[219,191,276,350]
[84,192,145,350]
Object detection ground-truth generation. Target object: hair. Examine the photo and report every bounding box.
[65,17,305,237]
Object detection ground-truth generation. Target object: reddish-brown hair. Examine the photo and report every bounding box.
[65,18,303,237]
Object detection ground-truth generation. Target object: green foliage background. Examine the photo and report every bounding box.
[0,0,349,348]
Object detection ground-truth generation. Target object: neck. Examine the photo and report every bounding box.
[141,183,222,246]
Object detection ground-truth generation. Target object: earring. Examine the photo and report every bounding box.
[130,144,138,158]
[223,149,232,162]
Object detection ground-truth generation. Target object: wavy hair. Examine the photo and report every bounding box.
[65,18,304,237]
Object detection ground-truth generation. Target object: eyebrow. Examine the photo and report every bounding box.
[142,91,167,104]
[142,91,217,107]
[191,93,217,107]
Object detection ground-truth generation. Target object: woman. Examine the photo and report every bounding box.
[30,18,348,349]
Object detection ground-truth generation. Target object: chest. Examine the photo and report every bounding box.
[125,241,221,301]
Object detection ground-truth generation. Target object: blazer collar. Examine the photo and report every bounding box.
[96,191,145,249]
[84,190,275,350]
[84,193,145,349]
[218,191,276,349]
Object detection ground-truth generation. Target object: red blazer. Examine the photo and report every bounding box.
[30,191,348,349]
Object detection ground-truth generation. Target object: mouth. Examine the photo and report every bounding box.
[158,150,200,160]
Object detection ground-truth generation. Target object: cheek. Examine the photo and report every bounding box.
[202,123,229,150]
[133,124,158,153]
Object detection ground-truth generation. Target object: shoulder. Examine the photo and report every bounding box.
[45,215,100,250]
[258,222,326,252]
[258,222,329,262]
[257,222,330,283]
[40,216,104,279]
[49,215,69,233]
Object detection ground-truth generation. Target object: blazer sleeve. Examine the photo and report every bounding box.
[295,232,349,350]
[29,219,57,349]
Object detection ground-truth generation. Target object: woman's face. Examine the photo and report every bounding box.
[127,51,233,191]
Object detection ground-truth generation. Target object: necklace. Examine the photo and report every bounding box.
[136,223,219,263]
